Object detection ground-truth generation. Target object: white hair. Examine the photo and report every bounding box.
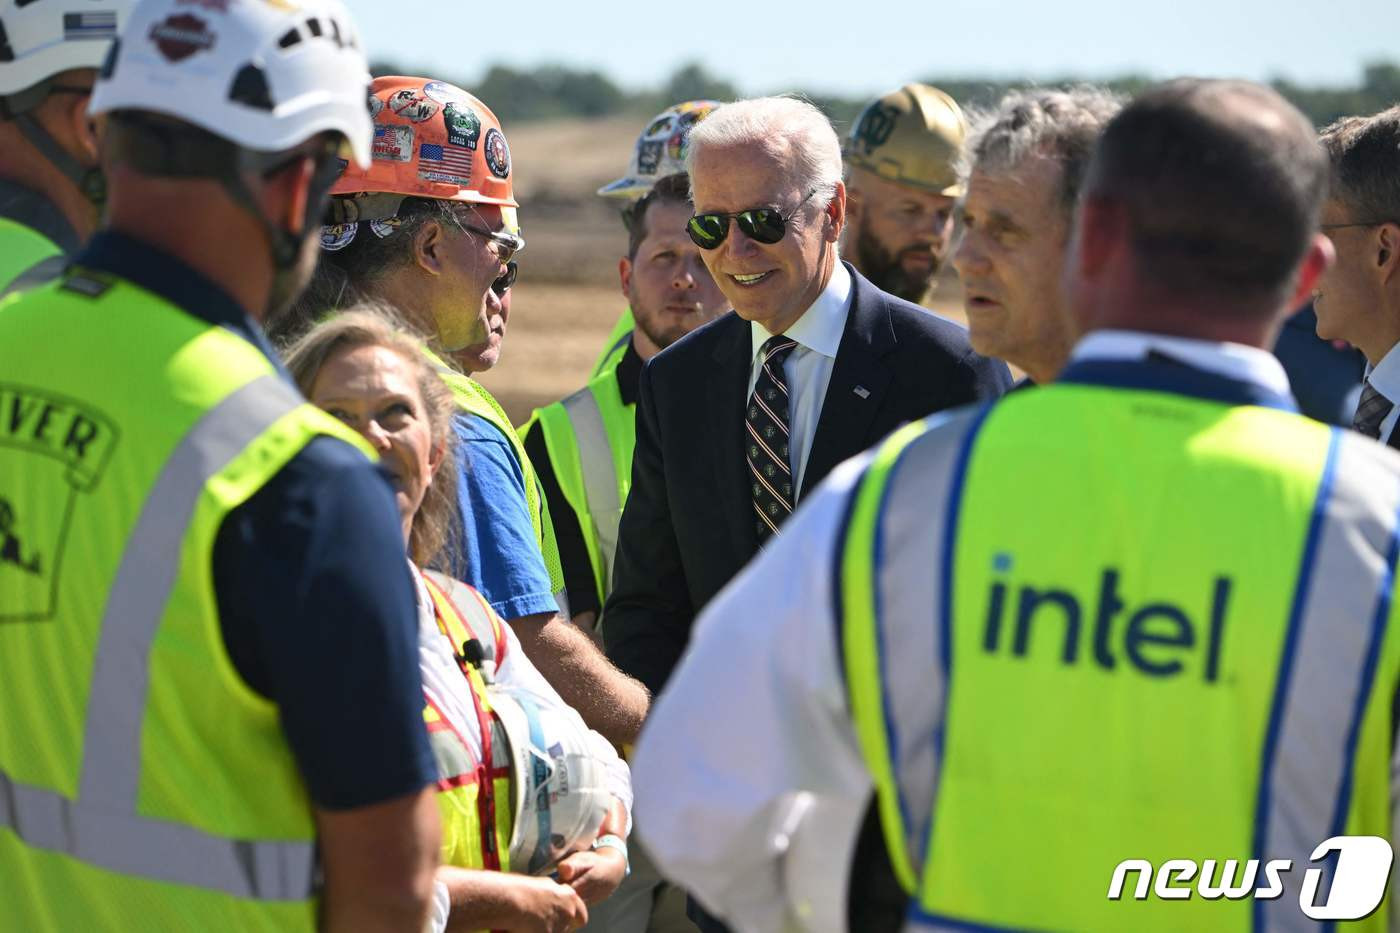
[686,96,843,205]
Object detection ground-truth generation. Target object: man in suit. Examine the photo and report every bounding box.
[1311,107,1400,443]
[603,96,1010,705]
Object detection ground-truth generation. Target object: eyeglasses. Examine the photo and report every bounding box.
[1321,220,1396,232]
[491,260,517,297]
[446,207,525,264]
[687,188,819,250]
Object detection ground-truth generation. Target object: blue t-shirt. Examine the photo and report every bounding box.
[77,232,435,812]
[445,411,559,621]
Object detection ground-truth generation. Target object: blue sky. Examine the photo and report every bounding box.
[343,0,1396,99]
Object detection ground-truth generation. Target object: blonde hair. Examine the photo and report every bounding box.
[283,302,460,568]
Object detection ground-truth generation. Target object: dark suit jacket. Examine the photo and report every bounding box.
[603,263,1012,695]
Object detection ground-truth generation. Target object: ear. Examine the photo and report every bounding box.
[618,255,633,301]
[1290,232,1335,310]
[66,95,100,165]
[1070,194,1124,282]
[259,155,314,234]
[1377,223,1400,283]
[825,180,847,243]
[414,219,447,277]
[426,434,447,480]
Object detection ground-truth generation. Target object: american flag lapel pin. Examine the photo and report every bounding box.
[853,385,871,399]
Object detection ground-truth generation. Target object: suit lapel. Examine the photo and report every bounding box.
[802,268,896,500]
[708,313,760,556]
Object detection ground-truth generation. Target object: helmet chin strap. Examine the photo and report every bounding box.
[14,113,106,209]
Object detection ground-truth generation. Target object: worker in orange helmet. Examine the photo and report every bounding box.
[308,75,650,764]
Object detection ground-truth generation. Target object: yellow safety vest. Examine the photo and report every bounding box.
[839,372,1400,931]
[426,349,567,603]
[524,349,635,615]
[0,267,375,929]
[420,571,515,876]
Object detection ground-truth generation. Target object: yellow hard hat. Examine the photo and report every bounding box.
[844,83,967,196]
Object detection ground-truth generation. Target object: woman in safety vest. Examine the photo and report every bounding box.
[285,307,632,933]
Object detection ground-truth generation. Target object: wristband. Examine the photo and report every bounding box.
[591,833,631,877]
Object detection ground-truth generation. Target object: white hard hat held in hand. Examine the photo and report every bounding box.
[490,686,612,875]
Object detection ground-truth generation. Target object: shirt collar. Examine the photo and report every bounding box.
[616,336,644,407]
[1069,329,1292,397]
[1365,341,1400,403]
[750,259,852,362]
[74,230,283,370]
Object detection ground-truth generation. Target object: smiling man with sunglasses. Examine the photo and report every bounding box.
[606,96,1009,927]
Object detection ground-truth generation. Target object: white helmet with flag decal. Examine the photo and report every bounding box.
[490,685,612,875]
[597,99,719,200]
[0,0,133,102]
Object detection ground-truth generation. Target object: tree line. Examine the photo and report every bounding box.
[368,60,1400,131]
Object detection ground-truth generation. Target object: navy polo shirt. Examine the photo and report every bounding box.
[75,232,435,811]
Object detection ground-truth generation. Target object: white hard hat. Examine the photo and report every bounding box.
[89,0,372,167]
[0,0,132,98]
[597,99,719,201]
[491,686,611,875]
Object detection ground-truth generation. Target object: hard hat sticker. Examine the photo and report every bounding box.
[484,128,511,180]
[370,217,403,239]
[148,14,217,63]
[372,124,414,162]
[423,81,470,104]
[320,223,358,251]
[418,143,472,186]
[636,140,663,176]
[388,88,440,124]
[368,94,384,119]
[444,103,481,150]
[644,115,673,138]
[851,102,900,155]
[63,11,119,41]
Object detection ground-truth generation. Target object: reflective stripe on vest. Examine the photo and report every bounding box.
[838,387,1400,932]
[530,366,635,610]
[420,572,514,873]
[0,216,62,296]
[0,374,315,900]
[590,306,633,379]
[426,349,567,602]
[2,253,67,299]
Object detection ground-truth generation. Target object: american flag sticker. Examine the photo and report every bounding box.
[372,125,414,163]
[64,11,118,40]
[418,143,473,184]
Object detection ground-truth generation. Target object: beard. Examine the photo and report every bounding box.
[854,226,941,303]
[633,297,694,352]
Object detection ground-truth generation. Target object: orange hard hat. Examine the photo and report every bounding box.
[329,75,516,218]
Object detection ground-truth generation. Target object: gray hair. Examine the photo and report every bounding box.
[686,96,842,205]
[1321,107,1400,224]
[959,87,1124,212]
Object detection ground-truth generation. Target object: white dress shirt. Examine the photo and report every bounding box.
[1361,342,1400,443]
[748,260,853,497]
[630,330,1295,933]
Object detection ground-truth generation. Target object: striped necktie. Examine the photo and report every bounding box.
[1353,380,1393,440]
[747,336,798,543]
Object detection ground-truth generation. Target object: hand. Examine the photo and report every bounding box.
[554,847,627,905]
[508,875,588,932]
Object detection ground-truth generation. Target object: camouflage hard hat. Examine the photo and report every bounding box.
[844,83,967,196]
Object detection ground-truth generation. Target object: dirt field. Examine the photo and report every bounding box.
[477,115,971,423]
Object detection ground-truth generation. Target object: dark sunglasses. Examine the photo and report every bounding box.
[687,188,818,250]
[491,260,517,297]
